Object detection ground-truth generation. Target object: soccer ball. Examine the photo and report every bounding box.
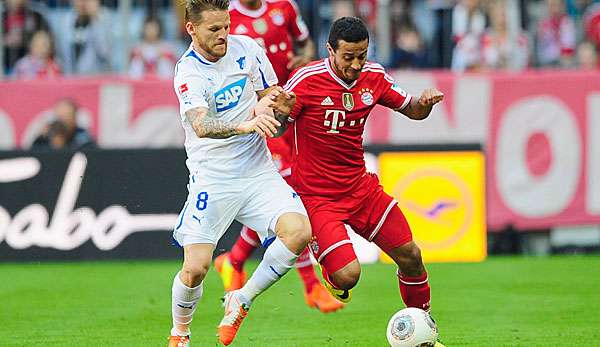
[386,307,438,347]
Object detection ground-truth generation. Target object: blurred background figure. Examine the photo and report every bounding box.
[576,40,599,69]
[31,98,95,150]
[583,2,600,51]
[451,0,486,71]
[2,0,50,75]
[536,0,577,68]
[56,0,112,75]
[481,0,529,71]
[390,0,428,69]
[128,16,177,79]
[12,30,61,79]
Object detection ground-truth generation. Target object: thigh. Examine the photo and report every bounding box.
[236,172,307,246]
[304,199,357,274]
[370,204,414,254]
[350,174,404,243]
[173,178,242,246]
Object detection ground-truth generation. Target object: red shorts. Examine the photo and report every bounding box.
[302,173,413,274]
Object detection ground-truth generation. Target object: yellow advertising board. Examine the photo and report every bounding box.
[379,151,486,263]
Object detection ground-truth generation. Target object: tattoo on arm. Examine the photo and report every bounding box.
[185,108,241,139]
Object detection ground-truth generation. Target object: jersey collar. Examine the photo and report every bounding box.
[232,0,267,18]
[325,58,357,90]
[186,44,216,65]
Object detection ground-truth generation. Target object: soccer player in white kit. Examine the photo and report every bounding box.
[168,1,311,346]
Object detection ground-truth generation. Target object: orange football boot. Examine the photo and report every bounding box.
[304,282,345,313]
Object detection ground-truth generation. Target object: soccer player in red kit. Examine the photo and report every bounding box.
[284,16,444,322]
[214,0,344,313]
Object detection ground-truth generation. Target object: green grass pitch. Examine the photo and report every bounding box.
[1,256,599,346]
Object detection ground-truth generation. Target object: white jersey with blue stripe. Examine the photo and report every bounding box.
[174,35,279,180]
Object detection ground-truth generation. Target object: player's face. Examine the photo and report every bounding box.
[186,10,230,61]
[328,39,369,83]
[239,0,261,8]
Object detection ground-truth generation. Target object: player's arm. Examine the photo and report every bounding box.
[185,106,280,139]
[397,88,444,120]
[285,0,315,70]
[287,38,316,70]
[256,86,296,137]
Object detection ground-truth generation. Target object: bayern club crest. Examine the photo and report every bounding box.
[359,88,374,106]
[270,9,285,26]
[309,238,319,254]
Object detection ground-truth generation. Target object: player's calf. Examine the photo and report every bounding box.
[387,242,431,312]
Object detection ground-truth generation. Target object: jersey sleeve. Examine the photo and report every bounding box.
[283,71,304,121]
[174,67,210,114]
[251,41,278,91]
[377,70,412,111]
[285,0,310,42]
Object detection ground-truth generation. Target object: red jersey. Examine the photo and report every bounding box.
[229,0,309,84]
[284,58,412,199]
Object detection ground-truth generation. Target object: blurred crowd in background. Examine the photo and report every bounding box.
[2,0,600,80]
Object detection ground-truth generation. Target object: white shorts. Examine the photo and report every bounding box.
[172,171,307,246]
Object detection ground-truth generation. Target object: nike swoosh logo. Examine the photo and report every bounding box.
[338,290,350,300]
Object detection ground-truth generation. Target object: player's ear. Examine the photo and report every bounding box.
[185,21,195,36]
[326,42,335,57]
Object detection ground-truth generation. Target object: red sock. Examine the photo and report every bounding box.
[295,248,320,292]
[229,226,259,272]
[397,270,431,312]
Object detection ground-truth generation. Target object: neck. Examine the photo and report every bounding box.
[328,56,355,85]
[240,0,262,10]
[193,41,220,63]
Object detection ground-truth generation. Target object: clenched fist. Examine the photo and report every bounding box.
[417,88,444,107]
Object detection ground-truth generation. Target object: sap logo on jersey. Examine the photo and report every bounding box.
[215,77,247,112]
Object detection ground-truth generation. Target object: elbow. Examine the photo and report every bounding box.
[192,126,207,138]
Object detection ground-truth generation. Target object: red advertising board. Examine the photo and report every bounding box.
[1,71,599,230]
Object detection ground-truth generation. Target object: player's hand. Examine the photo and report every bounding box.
[287,52,312,70]
[254,88,279,118]
[272,90,296,116]
[417,88,444,107]
[239,114,281,138]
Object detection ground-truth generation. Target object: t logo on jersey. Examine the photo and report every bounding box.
[215,77,247,112]
[324,110,346,134]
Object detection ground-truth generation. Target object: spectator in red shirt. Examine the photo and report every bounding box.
[13,30,61,79]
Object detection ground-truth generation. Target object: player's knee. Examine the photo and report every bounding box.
[393,242,424,275]
[332,264,361,290]
[406,243,422,262]
[181,262,210,286]
[276,213,311,252]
